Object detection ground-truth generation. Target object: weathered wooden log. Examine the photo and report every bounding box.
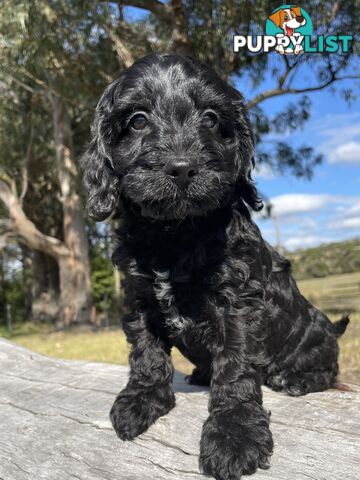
[0,338,359,480]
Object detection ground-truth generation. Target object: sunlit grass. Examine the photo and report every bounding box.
[297,272,360,385]
[0,324,194,375]
[338,312,360,385]
[297,271,360,314]
[1,272,359,383]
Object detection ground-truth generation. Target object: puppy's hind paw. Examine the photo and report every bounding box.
[267,369,335,396]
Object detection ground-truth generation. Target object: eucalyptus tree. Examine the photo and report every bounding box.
[0,1,147,324]
[0,0,358,325]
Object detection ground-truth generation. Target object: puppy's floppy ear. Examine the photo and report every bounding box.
[81,80,121,221]
[228,86,263,212]
[269,10,284,27]
[291,6,302,17]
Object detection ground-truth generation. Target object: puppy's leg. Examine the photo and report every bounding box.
[200,354,273,479]
[267,368,337,396]
[110,313,175,440]
[266,314,341,396]
[266,345,339,396]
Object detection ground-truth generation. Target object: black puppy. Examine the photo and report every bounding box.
[82,53,349,480]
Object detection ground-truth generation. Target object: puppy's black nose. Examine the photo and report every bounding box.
[296,15,304,22]
[166,160,198,188]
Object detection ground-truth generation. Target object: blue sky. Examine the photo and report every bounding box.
[123,5,359,251]
[245,70,360,250]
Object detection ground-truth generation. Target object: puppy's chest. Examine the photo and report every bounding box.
[152,267,207,331]
[134,244,223,333]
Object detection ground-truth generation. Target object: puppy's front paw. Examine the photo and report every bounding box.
[199,404,273,479]
[110,384,175,440]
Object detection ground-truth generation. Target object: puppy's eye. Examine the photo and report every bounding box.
[202,111,218,129]
[130,113,148,131]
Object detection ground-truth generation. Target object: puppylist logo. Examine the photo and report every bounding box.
[234,4,353,55]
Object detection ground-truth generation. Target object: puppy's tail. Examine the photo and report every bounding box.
[333,315,350,338]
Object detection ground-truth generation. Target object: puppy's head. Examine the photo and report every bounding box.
[82,53,262,221]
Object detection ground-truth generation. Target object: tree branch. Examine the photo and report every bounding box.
[19,121,34,205]
[3,74,36,94]
[0,232,13,250]
[21,69,50,91]
[0,176,69,259]
[247,75,360,109]
[0,219,14,250]
[329,0,341,24]
[103,25,135,68]
[118,0,190,54]
[169,0,190,54]
[4,68,86,109]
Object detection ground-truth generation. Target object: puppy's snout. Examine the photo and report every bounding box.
[296,15,305,23]
[166,160,198,188]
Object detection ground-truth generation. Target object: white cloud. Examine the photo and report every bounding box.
[329,217,360,230]
[342,218,360,229]
[329,141,360,164]
[319,124,360,144]
[258,193,360,250]
[254,110,360,249]
[269,194,360,218]
[329,199,360,231]
[284,235,333,251]
[314,114,360,166]
[270,194,330,217]
[336,199,360,217]
[347,201,360,217]
[301,217,317,229]
[313,112,360,132]
[253,163,276,180]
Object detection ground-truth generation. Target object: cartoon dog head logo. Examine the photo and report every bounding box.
[269,6,306,36]
[266,5,313,54]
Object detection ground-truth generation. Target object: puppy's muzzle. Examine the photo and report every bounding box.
[166,159,198,189]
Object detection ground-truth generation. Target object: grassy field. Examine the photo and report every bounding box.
[1,272,359,384]
[297,272,360,385]
[297,271,360,315]
[0,322,194,376]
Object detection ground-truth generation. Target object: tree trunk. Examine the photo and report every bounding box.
[0,175,94,327]
[57,255,91,327]
[0,177,94,326]
[0,250,5,320]
[170,0,191,55]
[51,95,92,326]
[20,245,33,321]
[32,250,60,323]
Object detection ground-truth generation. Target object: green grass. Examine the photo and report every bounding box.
[297,271,360,315]
[297,272,360,385]
[1,271,359,384]
[0,324,194,375]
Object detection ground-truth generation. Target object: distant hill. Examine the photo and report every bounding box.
[286,239,360,280]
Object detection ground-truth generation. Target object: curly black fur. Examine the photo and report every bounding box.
[82,53,349,480]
